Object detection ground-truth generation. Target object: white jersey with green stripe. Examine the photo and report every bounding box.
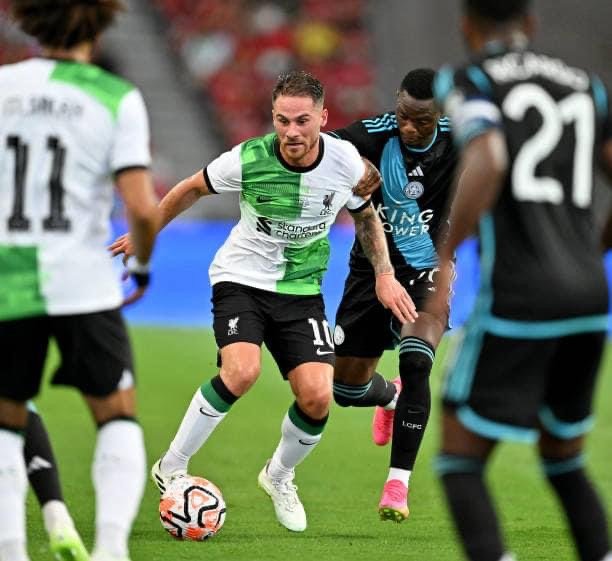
[205,133,367,295]
[0,58,151,320]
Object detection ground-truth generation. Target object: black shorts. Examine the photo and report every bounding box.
[0,309,134,401]
[212,282,334,377]
[334,267,449,358]
[442,324,607,442]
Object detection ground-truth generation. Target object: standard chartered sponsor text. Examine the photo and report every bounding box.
[273,220,328,240]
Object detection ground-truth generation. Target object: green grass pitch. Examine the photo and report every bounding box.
[27,328,611,561]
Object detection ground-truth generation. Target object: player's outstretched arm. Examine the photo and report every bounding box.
[110,169,212,259]
[352,204,418,324]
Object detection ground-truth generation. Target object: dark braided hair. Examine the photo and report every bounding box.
[11,0,125,49]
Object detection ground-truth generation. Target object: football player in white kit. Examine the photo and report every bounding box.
[112,70,418,533]
[0,2,160,561]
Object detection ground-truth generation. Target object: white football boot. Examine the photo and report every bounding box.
[257,460,307,532]
[150,456,186,495]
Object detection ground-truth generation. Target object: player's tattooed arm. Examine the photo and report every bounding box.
[353,204,393,275]
[353,205,418,324]
[353,158,382,197]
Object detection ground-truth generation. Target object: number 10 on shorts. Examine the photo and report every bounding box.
[307,318,334,349]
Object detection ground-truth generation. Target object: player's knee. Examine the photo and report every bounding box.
[220,364,260,394]
[298,386,332,418]
[538,430,583,459]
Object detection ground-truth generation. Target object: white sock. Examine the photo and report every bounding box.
[0,430,28,560]
[600,553,612,561]
[499,554,517,561]
[42,500,74,534]
[0,541,29,561]
[387,467,411,487]
[92,420,146,558]
[163,389,228,475]
[268,413,323,481]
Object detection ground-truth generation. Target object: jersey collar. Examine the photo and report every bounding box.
[274,135,325,173]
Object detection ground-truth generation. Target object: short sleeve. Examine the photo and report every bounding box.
[204,144,243,194]
[110,88,151,173]
[342,143,369,211]
[435,65,502,147]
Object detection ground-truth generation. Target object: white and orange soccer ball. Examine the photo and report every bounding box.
[159,475,226,540]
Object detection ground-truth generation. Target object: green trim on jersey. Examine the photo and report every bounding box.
[240,134,304,220]
[278,238,330,295]
[0,246,45,320]
[50,61,134,120]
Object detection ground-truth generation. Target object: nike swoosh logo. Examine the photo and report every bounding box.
[316,349,334,356]
[298,439,317,446]
[199,407,221,418]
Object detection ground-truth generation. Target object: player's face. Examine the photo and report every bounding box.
[395,91,440,148]
[272,95,328,167]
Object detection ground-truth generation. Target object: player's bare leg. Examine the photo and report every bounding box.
[154,342,260,491]
[259,362,332,532]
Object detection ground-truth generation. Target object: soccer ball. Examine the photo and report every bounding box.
[159,475,226,540]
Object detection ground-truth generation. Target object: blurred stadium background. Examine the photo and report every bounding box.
[1,0,610,331]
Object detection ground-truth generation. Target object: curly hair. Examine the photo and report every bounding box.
[11,0,125,49]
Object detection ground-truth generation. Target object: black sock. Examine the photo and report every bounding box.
[24,410,63,505]
[333,372,396,407]
[389,337,433,470]
[437,454,505,561]
[543,456,610,561]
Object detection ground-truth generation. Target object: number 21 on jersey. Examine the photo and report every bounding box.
[503,84,594,208]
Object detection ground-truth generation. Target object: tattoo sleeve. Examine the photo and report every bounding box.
[352,204,394,275]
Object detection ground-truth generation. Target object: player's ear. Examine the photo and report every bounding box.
[320,107,328,128]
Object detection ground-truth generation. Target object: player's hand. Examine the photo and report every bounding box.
[108,233,134,265]
[108,235,151,306]
[121,256,151,307]
[353,158,381,197]
[375,272,418,324]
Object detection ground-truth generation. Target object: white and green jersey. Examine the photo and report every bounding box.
[0,58,151,321]
[205,133,368,295]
